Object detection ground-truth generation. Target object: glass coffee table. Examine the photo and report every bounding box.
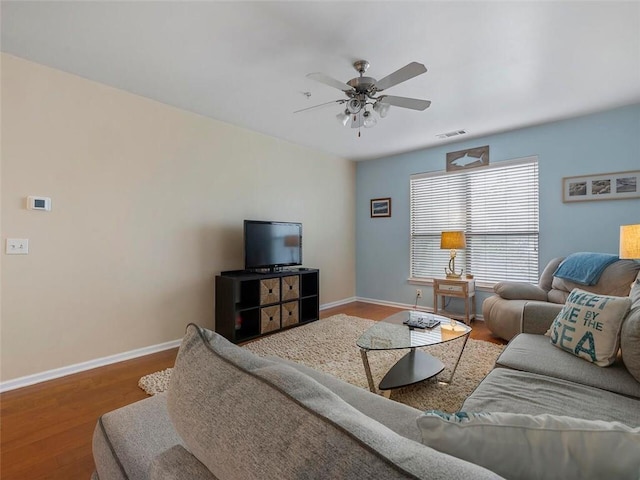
[356,311,471,394]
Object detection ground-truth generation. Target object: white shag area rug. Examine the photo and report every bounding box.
[138,314,505,412]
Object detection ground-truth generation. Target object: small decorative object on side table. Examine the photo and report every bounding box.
[433,277,476,325]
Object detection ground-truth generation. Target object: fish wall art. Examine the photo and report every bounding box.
[446,145,489,172]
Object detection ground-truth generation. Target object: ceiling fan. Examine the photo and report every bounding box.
[297,60,431,132]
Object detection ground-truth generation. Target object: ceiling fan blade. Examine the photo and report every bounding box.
[293,99,345,114]
[375,62,427,91]
[379,95,431,111]
[307,72,354,92]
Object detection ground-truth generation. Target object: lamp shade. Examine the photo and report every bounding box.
[440,231,466,250]
[620,224,640,259]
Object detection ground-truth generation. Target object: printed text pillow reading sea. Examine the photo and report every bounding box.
[548,288,631,366]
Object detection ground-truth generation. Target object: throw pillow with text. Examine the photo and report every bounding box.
[549,288,631,366]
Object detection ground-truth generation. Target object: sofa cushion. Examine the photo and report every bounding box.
[548,288,631,366]
[266,355,424,442]
[497,333,640,399]
[167,324,501,480]
[621,276,640,382]
[521,301,564,334]
[150,445,219,480]
[417,410,640,480]
[93,393,185,480]
[462,368,640,425]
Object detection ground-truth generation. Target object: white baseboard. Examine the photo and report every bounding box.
[355,296,433,312]
[320,297,357,310]
[0,338,182,393]
[2,299,350,393]
[1,297,481,392]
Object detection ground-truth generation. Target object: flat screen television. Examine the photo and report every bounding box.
[244,220,302,271]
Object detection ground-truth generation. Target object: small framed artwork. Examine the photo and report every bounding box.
[562,170,640,203]
[370,197,391,217]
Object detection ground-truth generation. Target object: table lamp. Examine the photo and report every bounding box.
[440,231,466,279]
[620,224,640,260]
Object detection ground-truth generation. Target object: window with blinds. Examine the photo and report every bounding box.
[410,156,539,284]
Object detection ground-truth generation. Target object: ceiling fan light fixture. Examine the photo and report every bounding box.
[373,101,390,118]
[336,110,350,126]
[347,98,363,114]
[363,110,377,128]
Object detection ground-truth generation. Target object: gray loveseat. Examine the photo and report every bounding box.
[92,277,640,479]
[483,257,640,341]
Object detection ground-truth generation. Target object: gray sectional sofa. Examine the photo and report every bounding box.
[92,275,640,480]
[92,324,499,480]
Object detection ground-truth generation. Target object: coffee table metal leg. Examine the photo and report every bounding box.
[438,334,470,385]
[359,348,377,393]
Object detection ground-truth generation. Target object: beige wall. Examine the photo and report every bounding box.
[1,54,356,382]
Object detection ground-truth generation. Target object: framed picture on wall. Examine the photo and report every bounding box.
[370,198,391,217]
[562,170,640,203]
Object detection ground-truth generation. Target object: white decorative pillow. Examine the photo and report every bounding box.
[548,288,631,366]
[417,410,640,480]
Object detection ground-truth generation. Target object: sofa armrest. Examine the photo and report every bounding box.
[521,302,563,335]
[151,445,220,480]
[494,282,548,301]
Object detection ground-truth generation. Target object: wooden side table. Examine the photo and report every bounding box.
[433,278,476,325]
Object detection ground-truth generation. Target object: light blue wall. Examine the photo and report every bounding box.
[356,104,640,312]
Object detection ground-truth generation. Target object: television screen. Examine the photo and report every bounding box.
[244,220,302,271]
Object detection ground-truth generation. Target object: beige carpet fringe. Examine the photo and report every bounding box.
[138,314,504,412]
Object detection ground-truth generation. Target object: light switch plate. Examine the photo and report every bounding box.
[6,238,29,254]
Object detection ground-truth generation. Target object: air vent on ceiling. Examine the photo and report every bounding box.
[436,129,467,139]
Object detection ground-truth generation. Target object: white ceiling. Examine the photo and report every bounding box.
[2,1,639,161]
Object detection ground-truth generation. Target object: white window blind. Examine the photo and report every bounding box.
[410,157,539,284]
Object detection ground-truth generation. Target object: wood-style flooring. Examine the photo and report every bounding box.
[0,301,505,479]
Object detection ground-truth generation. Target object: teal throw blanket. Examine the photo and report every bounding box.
[553,252,619,286]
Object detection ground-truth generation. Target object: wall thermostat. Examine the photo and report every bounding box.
[27,196,52,211]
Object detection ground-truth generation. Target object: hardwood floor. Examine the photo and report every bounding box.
[0,302,504,479]
[0,347,178,479]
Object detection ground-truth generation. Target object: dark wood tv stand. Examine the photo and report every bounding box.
[215,268,319,343]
